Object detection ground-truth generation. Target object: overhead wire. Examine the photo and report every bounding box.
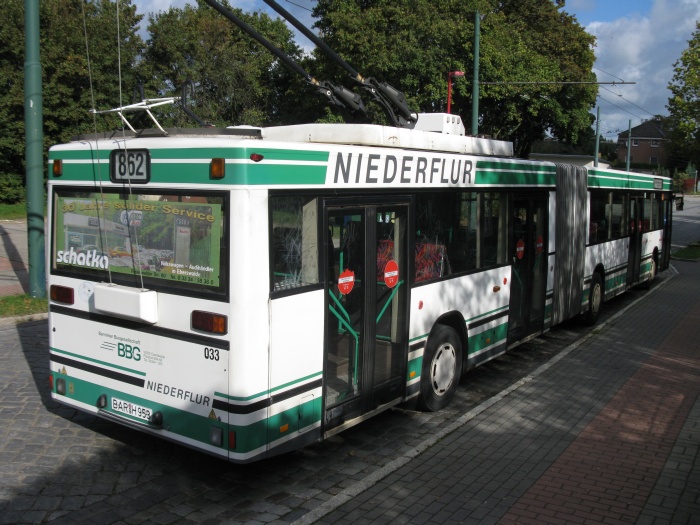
[81,0,113,284]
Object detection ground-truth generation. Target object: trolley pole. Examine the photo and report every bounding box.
[24,0,46,298]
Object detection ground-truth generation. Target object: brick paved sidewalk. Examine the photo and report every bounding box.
[307,261,700,525]
[0,220,31,297]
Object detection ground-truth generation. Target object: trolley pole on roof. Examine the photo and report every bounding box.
[24,0,46,298]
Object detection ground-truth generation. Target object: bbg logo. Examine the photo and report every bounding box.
[118,342,141,361]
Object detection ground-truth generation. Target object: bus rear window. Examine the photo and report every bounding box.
[52,189,227,298]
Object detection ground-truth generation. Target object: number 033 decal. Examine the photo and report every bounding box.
[204,347,220,361]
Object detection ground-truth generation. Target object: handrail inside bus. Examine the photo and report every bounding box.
[328,301,360,390]
[376,280,404,324]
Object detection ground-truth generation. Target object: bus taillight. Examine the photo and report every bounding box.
[50,285,74,305]
[191,310,228,335]
[52,159,63,177]
[210,158,225,179]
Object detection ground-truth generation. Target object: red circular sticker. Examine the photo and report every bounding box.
[384,260,399,289]
[516,239,525,259]
[338,269,355,295]
[536,235,544,254]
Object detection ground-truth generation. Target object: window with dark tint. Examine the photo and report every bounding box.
[589,191,611,243]
[270,195,319,292]
[415,191,507,282]
[611,192,627,238]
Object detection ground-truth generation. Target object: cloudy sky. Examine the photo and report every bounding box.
[132,0,699,139]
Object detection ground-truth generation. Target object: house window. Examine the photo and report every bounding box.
[650,157,658,165]
[651,139,659,147]
[632,139,639,147]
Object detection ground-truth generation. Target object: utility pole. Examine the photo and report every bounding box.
[471,11,480,136]
[24,0,46,298]
[594,106,600,168]
[625,120,632,173]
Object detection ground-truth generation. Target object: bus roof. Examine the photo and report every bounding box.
[68,114,514,158]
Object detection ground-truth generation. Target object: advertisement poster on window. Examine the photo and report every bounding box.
[53,193,222,289]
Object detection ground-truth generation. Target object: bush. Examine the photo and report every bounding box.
[0,174,25,204]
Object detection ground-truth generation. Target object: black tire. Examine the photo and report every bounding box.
[583,272,603,326]
[417,325,463,412]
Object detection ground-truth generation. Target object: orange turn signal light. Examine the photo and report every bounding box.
[210,158,225,179]
[52,159,63,177]
[192,310,228,335]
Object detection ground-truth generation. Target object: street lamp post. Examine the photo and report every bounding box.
[447,71,465,114]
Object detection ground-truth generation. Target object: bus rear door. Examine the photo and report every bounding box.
[323,201,409,434]
[508,194,549,343]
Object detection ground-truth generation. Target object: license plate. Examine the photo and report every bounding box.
[111,397,152,421]
[110,149,151,183]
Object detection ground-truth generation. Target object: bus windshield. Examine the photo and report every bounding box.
[51,188,227,297]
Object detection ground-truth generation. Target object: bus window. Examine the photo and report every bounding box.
[52,189,226,296]
[415,191,507,282]
[479,192,507,267]
[610,191,627,238]
[589,191,611,243]
[270,195,319,292]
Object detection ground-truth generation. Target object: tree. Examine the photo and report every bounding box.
[143,1,308,127]
[0,0,144,183]
[311,0,597,157]
[667,22,700,170]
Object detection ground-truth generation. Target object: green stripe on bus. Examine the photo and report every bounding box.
[50,146,329,162]
[467,323,508,356]
[229,163,326,185]
[476,160,557,173]
[51,370,322,454]
[230,397,322,454]
[216,371,322,403]
[51,347,146,376]
[50,160,327,185]
[50,372,223,447]
[476,170,556,186]
[407,355,422,381]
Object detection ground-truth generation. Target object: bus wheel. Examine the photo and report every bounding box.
[418,325,463,412]
[583,273,603,326]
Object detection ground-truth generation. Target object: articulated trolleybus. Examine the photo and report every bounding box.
[48,114,672,462]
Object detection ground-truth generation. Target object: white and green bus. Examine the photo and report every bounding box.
[47,115,672,462]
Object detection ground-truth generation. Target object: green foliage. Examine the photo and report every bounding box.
[312,0,597,157]
[0,0,144,177]
[0,174,26,204]
[143,2,305,127]
[2,0,599,162]
[667,22,700,170]
[672,168,690,194]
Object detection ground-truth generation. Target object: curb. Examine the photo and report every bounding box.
[0,312,48,328]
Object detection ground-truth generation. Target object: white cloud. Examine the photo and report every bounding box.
[585,0,700,137]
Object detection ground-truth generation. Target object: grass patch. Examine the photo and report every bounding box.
[0,202,29,221]
[672,243,700,261]
[0,294,48,318]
